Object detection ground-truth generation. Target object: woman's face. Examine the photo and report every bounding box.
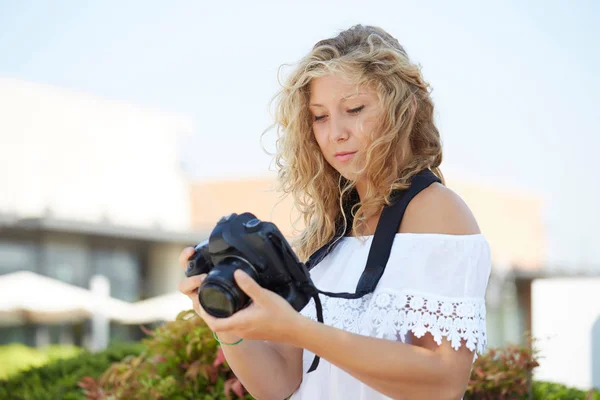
[309,74,381,181]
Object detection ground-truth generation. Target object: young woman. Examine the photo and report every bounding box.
[178,24,491,400]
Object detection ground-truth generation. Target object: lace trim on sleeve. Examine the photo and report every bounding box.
[301,289,487,355]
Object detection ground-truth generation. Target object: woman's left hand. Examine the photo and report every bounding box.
[200,269,303,343]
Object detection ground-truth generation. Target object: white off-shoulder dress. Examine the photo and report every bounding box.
[290,233,492,400]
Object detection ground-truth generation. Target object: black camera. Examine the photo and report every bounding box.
[185,212,315,318]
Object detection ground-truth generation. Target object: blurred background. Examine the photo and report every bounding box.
[0,0,598,392]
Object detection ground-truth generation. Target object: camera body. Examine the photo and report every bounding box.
[185,212,314,318]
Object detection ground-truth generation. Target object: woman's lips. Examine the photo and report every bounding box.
[334,151,357,162]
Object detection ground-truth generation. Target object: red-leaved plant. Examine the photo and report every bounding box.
[464,334,540,400]
[78,310,251,400]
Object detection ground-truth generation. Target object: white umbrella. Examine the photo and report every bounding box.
[0,271,135,325]
[126,291,192,324]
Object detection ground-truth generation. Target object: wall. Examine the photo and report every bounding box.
[190,173,547,270]
[531,277,600,390]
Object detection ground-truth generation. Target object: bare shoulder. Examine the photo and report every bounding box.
[399,182,481,235]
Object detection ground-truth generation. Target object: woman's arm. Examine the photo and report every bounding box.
[287,319,474,400]
[217,333,303,400]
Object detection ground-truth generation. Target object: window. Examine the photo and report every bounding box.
[0,325,36,346]
[91,249,141,302]
[0,240,37,275]
[41,241,87,287]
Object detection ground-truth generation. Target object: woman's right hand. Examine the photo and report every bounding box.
[176,247,242,343]
[177,247,205,316]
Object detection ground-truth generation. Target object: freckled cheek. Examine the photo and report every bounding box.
[313,129,328,150]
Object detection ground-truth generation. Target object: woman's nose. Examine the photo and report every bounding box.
[329,116,350,142]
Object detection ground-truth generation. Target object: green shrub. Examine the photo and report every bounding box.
[532,381,600,400]
[40,345,83,360]
[0,343,82,379]
[80,310,251,400]
[0,341,143,400]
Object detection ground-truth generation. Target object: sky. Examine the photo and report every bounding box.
[0,0,598,267]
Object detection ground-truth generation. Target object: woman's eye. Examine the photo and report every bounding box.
[349,105,365,114]
[313,106,363,122]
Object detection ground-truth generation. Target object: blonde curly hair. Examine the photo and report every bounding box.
[267,24,444,261]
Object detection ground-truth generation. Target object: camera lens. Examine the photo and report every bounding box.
[199,284,237,317]
[198,257,258,318]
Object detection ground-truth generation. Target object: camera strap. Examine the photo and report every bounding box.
[304,168,441,373]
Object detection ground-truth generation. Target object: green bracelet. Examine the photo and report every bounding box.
[213,331,244,346]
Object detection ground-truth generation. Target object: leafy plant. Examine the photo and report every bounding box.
[80,310,251,400]
[465,336,540,399]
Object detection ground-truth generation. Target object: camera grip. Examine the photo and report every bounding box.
[185,240,213,277]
